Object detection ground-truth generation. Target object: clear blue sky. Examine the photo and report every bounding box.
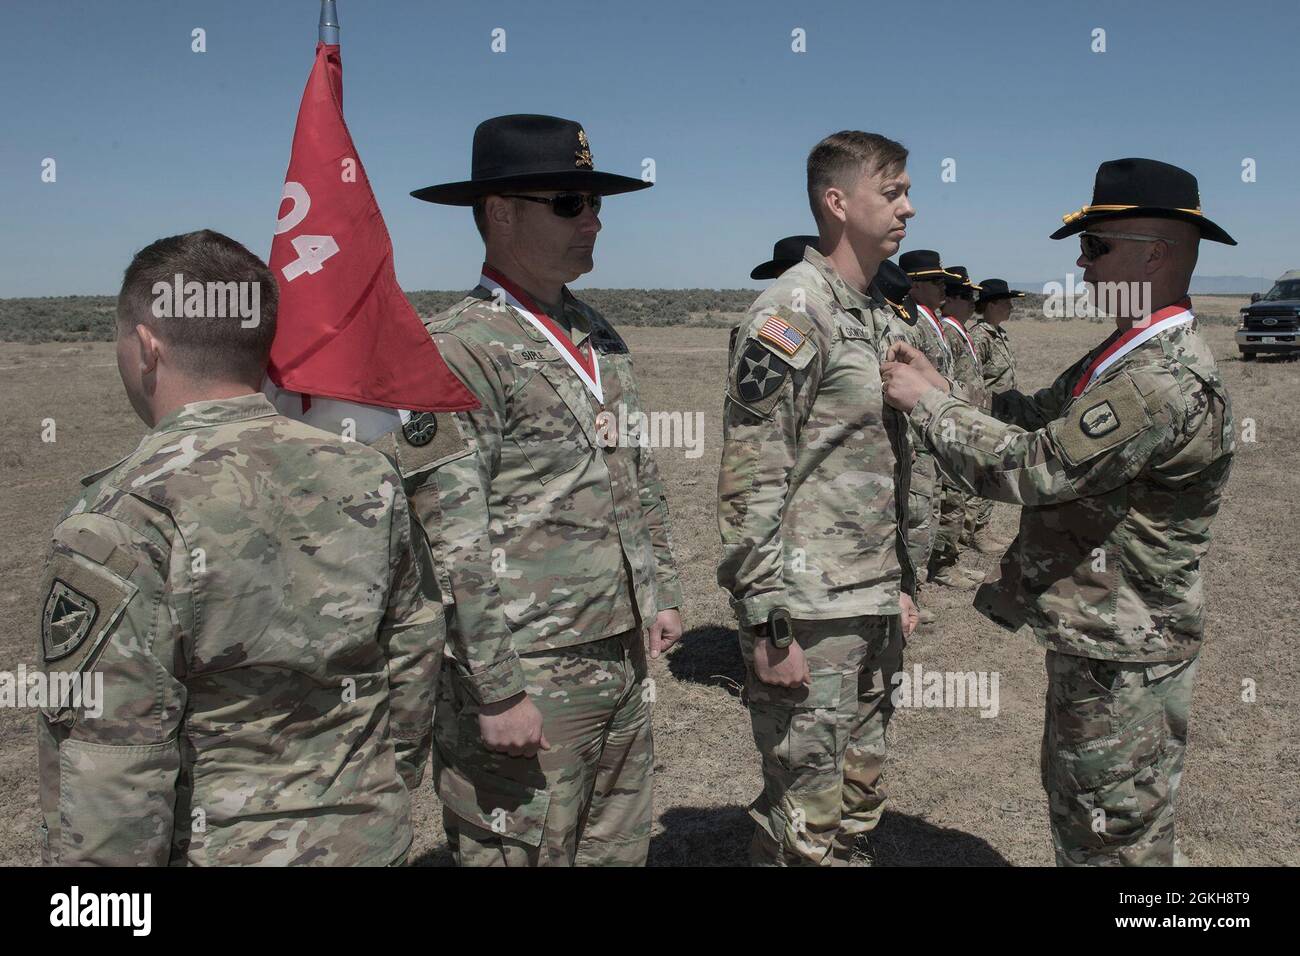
[2,0,1296,296]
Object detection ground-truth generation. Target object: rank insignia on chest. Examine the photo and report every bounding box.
[735,341,791,404]
[402,412,439,447]
[1080,400,1119,437]
[757,314,806,356]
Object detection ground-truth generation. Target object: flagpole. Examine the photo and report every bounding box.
[319,0,339,44]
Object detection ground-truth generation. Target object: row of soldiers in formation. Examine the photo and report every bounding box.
[35,115,1235,867]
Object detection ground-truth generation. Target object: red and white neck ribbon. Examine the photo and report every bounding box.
[1072,299,1195,397]
[916,304,951,354]
[481,264,603,404]
[941,314,978,362]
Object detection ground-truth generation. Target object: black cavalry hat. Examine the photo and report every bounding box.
[944,265,981,293]
[1049,158,1235,245]
[872,259,913,304]
[411,114,652,206]
[899,249,960,281]
[751,235,818,280]
[975,279,1026,304]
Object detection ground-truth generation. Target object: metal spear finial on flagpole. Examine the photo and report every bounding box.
[319,0,340,44]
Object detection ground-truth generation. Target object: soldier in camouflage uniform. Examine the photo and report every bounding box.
[928,266,987,589]
[897,251,961,620]
[406,114,683,866]
[718,131,918,866]
[964,278,1027,553]
[36,231,444,866]
[881,159,1236,865]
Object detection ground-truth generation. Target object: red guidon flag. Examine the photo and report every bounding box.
[265,42,477,439]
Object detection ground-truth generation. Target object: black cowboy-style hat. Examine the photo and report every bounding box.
[899,249,960,282]
[944,265,981,295]
[411,114,652,206]
[975,278,1026,304]
[872,259,913,304]
[1049,158,1235,245]
[751,235,819,280]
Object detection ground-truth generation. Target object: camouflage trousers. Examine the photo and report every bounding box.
[433,629,653,866]
[966,494,994,539]
[930,481,968,570]
[1041,650,1199,867]
[740,616,903,866]
[907,451,937,574]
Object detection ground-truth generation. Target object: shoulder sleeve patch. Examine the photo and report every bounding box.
[394,412,472,477]
[40,548,137,680]
[1052,373,1153,467]
[729,340,792,418]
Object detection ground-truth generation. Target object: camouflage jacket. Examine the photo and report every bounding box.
[718,247,914,628]
[36,394,444,866]
[391,283,681,704]
[940,314,983,391]
[969,318,1018,393]
[910,316,1234,661]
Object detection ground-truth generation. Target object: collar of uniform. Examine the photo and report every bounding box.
[801,247,880,315]
[472,282,591,348]
[152,392,278,435]
[978,317,1007,338]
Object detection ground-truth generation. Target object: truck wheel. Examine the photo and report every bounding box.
[1240,351,1256,361]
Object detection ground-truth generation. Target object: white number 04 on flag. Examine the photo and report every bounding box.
[274,180,341,281]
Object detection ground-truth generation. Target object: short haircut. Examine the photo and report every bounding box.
[472,197,489,240]
[117,229,278,382]
[807,131,908,227]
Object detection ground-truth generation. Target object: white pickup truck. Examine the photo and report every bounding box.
[1238,270,1300,360]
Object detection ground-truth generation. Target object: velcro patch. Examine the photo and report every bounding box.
[757,313,807,356]
[1053,373,1151,467]
[39,549,137,678]
[731,340,791,415]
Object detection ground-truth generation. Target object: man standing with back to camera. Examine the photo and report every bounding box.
[36,230,444,866]
[718,130,920,866]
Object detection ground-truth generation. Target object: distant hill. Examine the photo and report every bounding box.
[0,284,1247,343]
[1011,276,1272,295]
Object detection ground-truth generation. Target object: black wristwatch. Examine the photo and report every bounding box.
[767,608,794,649]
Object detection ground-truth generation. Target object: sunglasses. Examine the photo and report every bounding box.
[500,192,602,218]
[1079,231,1178,261]
[946,290,973,301]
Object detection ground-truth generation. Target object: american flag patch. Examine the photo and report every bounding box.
[757,314,806,355]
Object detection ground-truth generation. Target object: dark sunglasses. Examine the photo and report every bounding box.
[500,192,602,218]
[1080,230,1177,262]
[946,289,973,301]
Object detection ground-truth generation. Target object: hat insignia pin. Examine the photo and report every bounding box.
[575,129,593,169]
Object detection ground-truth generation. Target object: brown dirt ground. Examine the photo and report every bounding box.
[0,313,1295,866]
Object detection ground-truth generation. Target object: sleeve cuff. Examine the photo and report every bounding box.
[463,654,527,705]
[732,591,785,629]
[910,385,956,432]
[656,578,685,615]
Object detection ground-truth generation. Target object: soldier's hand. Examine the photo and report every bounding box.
[899,591,919,638]
[479,693,550,758]
[886,342,949,391]
[648,608,684,659]
[880,361,933,413]
[752,635,811,689]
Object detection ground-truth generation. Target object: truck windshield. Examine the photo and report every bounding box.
[1261,280,1300,301]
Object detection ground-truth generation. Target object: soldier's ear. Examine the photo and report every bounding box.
[133,322,162,375]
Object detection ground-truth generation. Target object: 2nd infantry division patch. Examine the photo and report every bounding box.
[735,341,791,405]
[1080,400,1120,437]
[42,580,99,663]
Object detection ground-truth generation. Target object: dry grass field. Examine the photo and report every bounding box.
[1,306,1296,866]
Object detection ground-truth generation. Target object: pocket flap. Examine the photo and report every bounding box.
[435,761,552,848]
[1058,712,1165,792]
